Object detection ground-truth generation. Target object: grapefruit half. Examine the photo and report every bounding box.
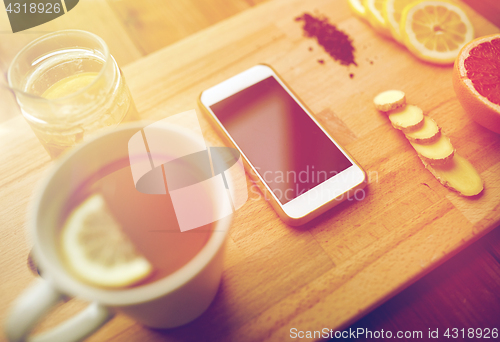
[453,34,500,134]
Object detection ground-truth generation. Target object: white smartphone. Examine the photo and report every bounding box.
[199,64,366,225]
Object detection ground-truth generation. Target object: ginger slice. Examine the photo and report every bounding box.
[405,116,440,144]
[410,134,455,165]
[388,105,424,132]
[374,90,406,112]
[422,154,483,196]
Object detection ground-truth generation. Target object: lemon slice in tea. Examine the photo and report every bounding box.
[60,194,152,288]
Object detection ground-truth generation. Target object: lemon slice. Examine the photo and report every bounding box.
[60,194,152,288]
[347,0,367,19]
[400,0,474,65]
[363,0,391,37]
[42,72,99,99]
[383,0,418,42]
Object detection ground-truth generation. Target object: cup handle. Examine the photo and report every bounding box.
[5,277,113,342]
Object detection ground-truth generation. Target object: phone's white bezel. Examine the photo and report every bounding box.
[200,64,366,224]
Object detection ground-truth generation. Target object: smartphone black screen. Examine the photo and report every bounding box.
[210,76,352,204]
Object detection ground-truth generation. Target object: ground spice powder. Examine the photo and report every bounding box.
[295,13,357,66]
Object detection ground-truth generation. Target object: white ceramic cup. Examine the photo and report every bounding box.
[5,121,232,342]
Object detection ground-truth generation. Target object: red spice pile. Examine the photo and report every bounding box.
[295,13,357,66]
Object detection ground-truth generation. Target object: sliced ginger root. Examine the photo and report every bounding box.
[374,90,406,112]
[422,154,483,196]
[374,89,483,197]
[405,117,440,144]
[388,105,424,132]
[410,134,454,165]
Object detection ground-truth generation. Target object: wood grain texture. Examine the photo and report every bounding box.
[106,0,270,55]
[95,0,500,338]
[0,0,499,341]
[345,226,500,341]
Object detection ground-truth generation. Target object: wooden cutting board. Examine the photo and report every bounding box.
[0,0,499,341]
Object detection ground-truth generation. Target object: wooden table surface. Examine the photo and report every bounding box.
[1,0,500,341]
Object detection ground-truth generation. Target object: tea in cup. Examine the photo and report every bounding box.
[5,120,236,341]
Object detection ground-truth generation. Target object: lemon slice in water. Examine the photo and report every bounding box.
[60,194,152,288]
[42,72,99,99]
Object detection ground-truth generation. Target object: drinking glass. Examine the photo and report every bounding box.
[8,30,139,158]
